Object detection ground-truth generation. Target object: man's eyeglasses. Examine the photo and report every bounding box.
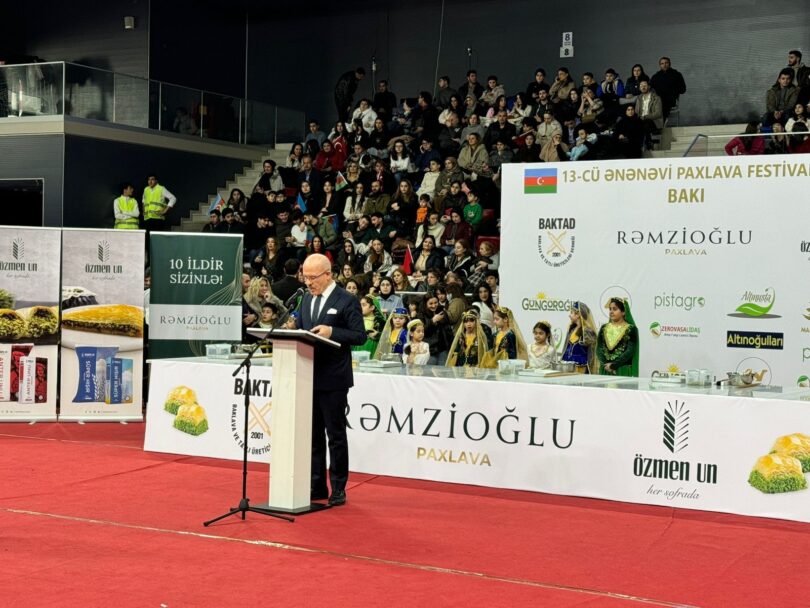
[303,270,329,283]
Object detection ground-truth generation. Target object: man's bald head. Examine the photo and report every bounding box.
[302,254,333,295]
[303,253,331,274]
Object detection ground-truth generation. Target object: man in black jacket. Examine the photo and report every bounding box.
[271,259,305,303]
[650,57,686,120]
[334,67,366,123]
[298,254,366,506]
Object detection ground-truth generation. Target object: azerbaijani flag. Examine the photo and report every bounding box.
[524,168,557,194]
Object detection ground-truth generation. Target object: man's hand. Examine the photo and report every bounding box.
[310,324,333,339]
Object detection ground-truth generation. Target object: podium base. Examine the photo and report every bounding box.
[254,502,331,515]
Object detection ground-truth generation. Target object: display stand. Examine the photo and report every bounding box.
[247,328,340,514]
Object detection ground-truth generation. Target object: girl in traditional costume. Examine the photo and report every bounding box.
[353,295,386,357]
[402,318,430,365]
[596,298,639,376]
[562,301,598,374]
[375,307,409,360]
[482,306,529,368]
[446,309,489,368]
[528,321,558,370]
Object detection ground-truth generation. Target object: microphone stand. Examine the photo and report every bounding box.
[203,299,299,526]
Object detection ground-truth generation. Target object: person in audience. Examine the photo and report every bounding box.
[549,67,575,106]
[362,179,391,216]
[229,188,250,223]
[273,206,294,253]
[373,80,397,122]
[472,283,496,331]
[528,321,558,370]
[363,238,393,274]
[314,140,345,176]
[484,95,509,126]
[348,119,371,150]
[245,276,285,320]
[315,179,342,219]
[375,307,409,359]
[514,132,541,162]
[444,283,468,333]
[650,56,686,120]
[533,89,555,121]
[635,79,663,149]
[257,160,284,193]
[596,298,639,376]
[536,110,563,147]
[344,278,362,298]
[438,111,464,158]
[725,122,765,156]
[479,75,506,109]
[526,68,550,97]
[306,211,339,250]
[568,126,597,161]
[435,76,457,109]
[287,210,309,260]
[766,122,789,154]
[462,94,483,124]
[787,50,810,94]
[216,207,244,234]
[343,182,367,232]
[347,144,373,174]
[484,270,499,304]
[597,68,625,119]
[444,239,474,279]
[507,92,532,128]
[305,120,327,155]
[482,306,528,367]
[414,194,432,227]
[389,139,414,184]
[286,142,305,169]
[560,116,579,147]
[256,301,282,331]
[388,179,418,238]
[439,180,466,216]
[434,158,464,206]
[354,294,385,357]
[414,138,441,174]
[577,72,597,98]
[113,182,140,230]
[465,240,499,291]
[487,139,513,186]
[624,64,648,102]
[421,294,451,364]
[368,118,391,159]
[271,259,304,302]
[390,266,411,292]
[765,68,799,126]
[578,88,604,125]
[334,66,366,124]
[403,319,430,365]
[411,234,445,283]
[612,104,645,159]
[377,277,404,317]
[244,211,274,263]
[540,131,569,162]
[457,132,489,179]
[440,210,473,252]
[298,154,322,194]
[417,159,442,199]
[484,111,517,150]
[458,69,485,103]
[786,102,807,132]
[307,234,333,265]
[438,95,463,125]
[202,209,220,233]
[173,107,198,135]
[446,309,489,368]
[562,301,598,374]
[788,122,810,153]
[351,98,377,133]
[413,91,440,143]
[327,120,349,153]
[462,190,484,232]
[336,239,363,272]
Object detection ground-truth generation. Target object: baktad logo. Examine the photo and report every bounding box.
[537,218,575,267]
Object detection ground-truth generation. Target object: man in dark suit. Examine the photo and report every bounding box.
[271,259,305,303]
[298,254,366,506]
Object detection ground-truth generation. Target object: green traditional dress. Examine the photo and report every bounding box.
[596,322,639,376]
[353,311,386,357]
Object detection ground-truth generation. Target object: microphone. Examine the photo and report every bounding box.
[284,287,306,310]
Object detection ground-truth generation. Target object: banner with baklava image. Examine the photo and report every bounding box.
[148,233,243,358]
[0,227,61,421]
[59,229,145,421]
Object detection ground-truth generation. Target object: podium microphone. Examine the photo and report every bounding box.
[284,287,306,310]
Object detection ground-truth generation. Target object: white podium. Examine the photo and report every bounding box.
[247,328,339,514]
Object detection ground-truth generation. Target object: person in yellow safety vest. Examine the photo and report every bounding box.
[142,173,177,233]
[113,183,140,229]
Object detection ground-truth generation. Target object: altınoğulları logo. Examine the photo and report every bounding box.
[12,238,24,260]
[663,400,689,453]
[728,287,779,319]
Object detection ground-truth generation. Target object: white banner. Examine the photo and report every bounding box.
[501,155,810,389]
[59,229,145,421]
[0,227,60,421]
[145,359,273,462]
[144,359,810,522]
[149,305,244,341]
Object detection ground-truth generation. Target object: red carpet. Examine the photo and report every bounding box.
[1,423,809,607]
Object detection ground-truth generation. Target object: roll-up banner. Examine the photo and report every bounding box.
[0,227,60,421]
[500,155,810,389]
[148,233,243,358]
[59,229,145,421]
